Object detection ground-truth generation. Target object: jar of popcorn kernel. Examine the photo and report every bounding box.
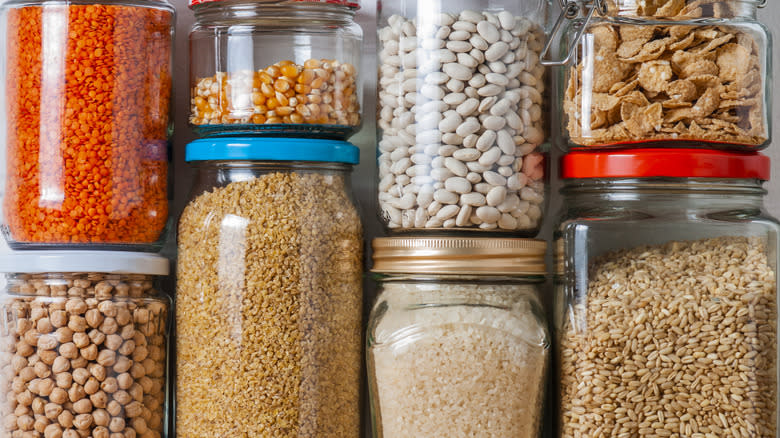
[547,0,771,150]
[0,251,171,438]
[189,0,363,139]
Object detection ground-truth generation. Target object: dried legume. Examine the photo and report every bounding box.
[4,4,172,245]
[190,59,361,128]
[0,275,168,438]
[560,236,777,437]
[377,11,547,232]
[176,171,363,437]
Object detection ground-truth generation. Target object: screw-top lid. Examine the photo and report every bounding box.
[0,251,170,276]
[562,149,770,180]
[189,0,360,10]
[186,137,360,164]
[372,238,547,276]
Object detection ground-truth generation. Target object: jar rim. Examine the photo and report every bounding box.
[601,0,760,19]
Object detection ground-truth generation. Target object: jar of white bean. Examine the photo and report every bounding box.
[368,237,550,438]
[376,0,551,234]
[555,149,779,438]
[0,251,170,438]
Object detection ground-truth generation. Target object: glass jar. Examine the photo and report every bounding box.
[0,251,171,438]
[0,0,174,249]
[189,0,363,138]
[376,0,551,234]
[175,138,363,438]
[368,237,550,438]
[550,0,771,150]
[554,149,779,437]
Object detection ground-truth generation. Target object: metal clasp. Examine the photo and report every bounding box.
[540,0,605,66]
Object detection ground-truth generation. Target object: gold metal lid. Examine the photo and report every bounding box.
[372,238,547,276]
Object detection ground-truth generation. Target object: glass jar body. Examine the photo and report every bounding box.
[554,179,780,437]
[175,161,364,438]
[0,273,170,438]
[0,0,174,249]
[367,275,550,438]
[376,0,551,234]
[560,2,772,150]
[189,2,364,138]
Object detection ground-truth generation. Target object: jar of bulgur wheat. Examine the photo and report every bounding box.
[0,251,170,438]
[189,0,363,139]
[555,149,778,437]
[547,0,771,150]
[175,138,363,438]
[368,237,550,438]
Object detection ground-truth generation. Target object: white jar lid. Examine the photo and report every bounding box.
[0,251,170,276]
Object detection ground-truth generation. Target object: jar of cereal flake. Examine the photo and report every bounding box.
[189,0,363,139]
[546,0,771,150]
[0,0,174,249]
[377,0,552,235]
[175,138,363,438]
[0,251,171,438]
[555,149,779,437]
[368,237,550,438]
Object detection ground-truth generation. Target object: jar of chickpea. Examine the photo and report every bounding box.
[189,0,364,139]
[0,251,171,438]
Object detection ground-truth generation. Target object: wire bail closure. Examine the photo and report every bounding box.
[541,0,605,66]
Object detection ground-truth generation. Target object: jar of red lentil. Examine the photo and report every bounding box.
[546,0,771,150]
[0,0,174,249]
[189,0,364,139]
[554,149,779,437]
[0,251,171,438]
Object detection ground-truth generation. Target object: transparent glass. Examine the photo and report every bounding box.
[189,2,364,138]
[0,273,170,438]
[175,161,363,437]
[554,178,780,437]
[367,275,550,438]
[560,0,772,150]
[0,0,174,249]
[376,0,551,234]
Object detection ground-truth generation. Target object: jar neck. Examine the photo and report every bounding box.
[376,273,546,284]
[193,1,355,25]
[562,178,766,210]
[7,273,159,297]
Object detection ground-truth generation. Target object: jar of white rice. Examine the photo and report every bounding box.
[367,237,549,438]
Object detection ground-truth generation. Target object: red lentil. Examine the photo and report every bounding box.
[4,3,173,245]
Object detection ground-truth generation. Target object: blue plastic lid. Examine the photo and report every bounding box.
[186,138,360,165]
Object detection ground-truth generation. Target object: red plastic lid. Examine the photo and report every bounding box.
[562,149,770,180]
[190,0,360,9]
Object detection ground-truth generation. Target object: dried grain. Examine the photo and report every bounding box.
[176,171,363,437]
[370,283,548,438]
[560,236,777,437]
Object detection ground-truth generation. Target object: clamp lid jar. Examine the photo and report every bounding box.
[189,0,364,139]
[547,0,771,150]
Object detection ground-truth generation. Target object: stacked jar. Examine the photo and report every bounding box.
[369,1,553,437]
[176,1,366,436]
[549,1,776,437]
[0,0,175,436]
